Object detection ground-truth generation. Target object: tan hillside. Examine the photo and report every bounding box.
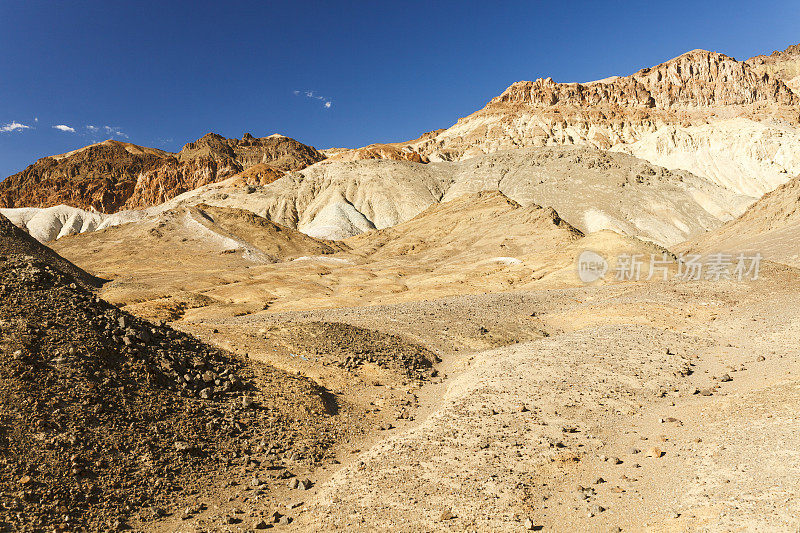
[677,173,800,267]
[154,147,751,248]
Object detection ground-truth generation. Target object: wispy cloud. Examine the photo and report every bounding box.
[86,125,99,133]
[294,89,332,109]
[103,125,128,138]
[0,121,31,133]
[53,124,76,133]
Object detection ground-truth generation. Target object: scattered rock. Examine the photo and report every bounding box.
[648,447,665,458]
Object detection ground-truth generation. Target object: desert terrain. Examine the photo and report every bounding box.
[2,41,800,532]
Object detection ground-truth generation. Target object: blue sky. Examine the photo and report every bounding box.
[1,0,799,179]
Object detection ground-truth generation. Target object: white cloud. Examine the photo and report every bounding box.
[53,124,76,133]
[86,125,99,133]
[0,121,31,133]
[103,125,128,138]
[295,89,333,109]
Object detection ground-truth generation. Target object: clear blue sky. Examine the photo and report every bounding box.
[1,0,798,179]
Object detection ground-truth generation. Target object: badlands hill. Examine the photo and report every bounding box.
[0,133,325,213]
[678,173,800,268]
[51,191,670,320]
[0,213,342,531]
[153,147,751,248]
[2,44,799,216]
[323,143,429,163]
[371,46,800,197]
[49,204,346,319]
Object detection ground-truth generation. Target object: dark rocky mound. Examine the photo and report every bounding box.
[0,214,103,290]
[0,215,338,531]
[265,322,440,380]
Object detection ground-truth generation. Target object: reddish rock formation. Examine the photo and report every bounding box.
[0,140,171,212]
[0,134,325,213]
[325,144,429,163]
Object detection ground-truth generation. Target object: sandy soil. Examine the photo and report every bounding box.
[43,195,800,532]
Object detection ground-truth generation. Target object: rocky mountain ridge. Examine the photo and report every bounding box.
[396,46,800,196]
[0,134,326,213]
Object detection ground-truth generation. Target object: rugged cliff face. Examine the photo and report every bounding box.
[0,140,171,212]
[388,48,800,195]
[746,43,800,94]
[0,134,325,213]
[324,144,429,163]
[176,132,325,170]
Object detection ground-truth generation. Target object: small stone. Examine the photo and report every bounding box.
[594,477,605,484]
[242,396,256,409]
[756,355,766,362]
[589,504,605,517]
[648,447,665,458]
[611,456,622,464]
[524,517,535,530]
[288,478,300,490]
[439,509,455,521]
[251,477,262,487]
[719,374,732,382]
[19,475,32,486]
[254,519,269,529]
[199,388,213,400]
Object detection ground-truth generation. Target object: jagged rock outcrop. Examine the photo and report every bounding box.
[0,140,171,212]
[0,134,325,213]
[122,134,322,209]
[176,132,325,170]
[324,144,429,163]
[397,48,800,196]
[746,43,800,94]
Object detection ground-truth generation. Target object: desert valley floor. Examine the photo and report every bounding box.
[3,41,800,532]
